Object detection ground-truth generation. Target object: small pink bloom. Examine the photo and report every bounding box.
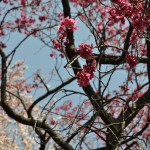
[0,28,5,36]
[77,71,91,87]
[142,131,150,138]
[50,52,56,57]
[59,53,64,58]
[58,17,78,33]
[21,0,26,6]
[126,53,138,69]
[84,100,91,107]
[69,101,72,107]
[50,118,56,125]
[26,89,31,93]
[83,59,96,79]
[66,112,74,117]
[38,15,47,22]
[52,39,61,50]
[61,103,70,111]
[77,43,93,60]
[0,42,6,48]
[3,0,8,3]
[119,85,129,93]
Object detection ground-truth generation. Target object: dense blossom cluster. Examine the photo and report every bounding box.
[109,0,150,32]
[38,15,47,22]
[73,43,96,87]
[58,17,78,33]
[69,0,97,7]
[21,0,26,6]
[15,16,36,33]
[83,59,97,79]
[131,89,144,101]
[75,44,96,86]
[126,53,138,69]
[3,0,41,6]
[76,43,93,60]
[77,60,96,87]
[76,71,91,87]
[52,17,77,52]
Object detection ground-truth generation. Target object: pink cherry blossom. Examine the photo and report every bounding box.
[52,39,61,50]
[76,43,93,60]
[126,53,138,69]
[49,52,56,57]
[38,15,47,22]
[21,0,26,6]
[77,71,91,87]
[0,42,6,48]
[83,59,96,79]
[58,17,78,33]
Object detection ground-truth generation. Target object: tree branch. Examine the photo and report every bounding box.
[28,77,76,117]
[0,48,74,150]
[61,0,120,136]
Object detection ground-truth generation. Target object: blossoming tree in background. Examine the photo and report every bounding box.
[0,0,150,149]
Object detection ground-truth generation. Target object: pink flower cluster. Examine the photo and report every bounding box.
[58,17,78,35]
[109,8,125,24]
[15,15,35,33]
[38,15,47,22]
[126,53,138,69]
[21,0,26,6]
[52,38,69,50]
[131,89,143,101]
[75,44,96,87]
[20,83,38,93]
[76,43,93,60]
[83,60,97,79]
[77,60,96,87]
[109,0,150,32]
[0,42,6,48]
[69,0,97,7]
[52,17,77,52]
[77,71,91,87]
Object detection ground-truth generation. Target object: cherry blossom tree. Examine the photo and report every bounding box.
[0,0,150,149]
